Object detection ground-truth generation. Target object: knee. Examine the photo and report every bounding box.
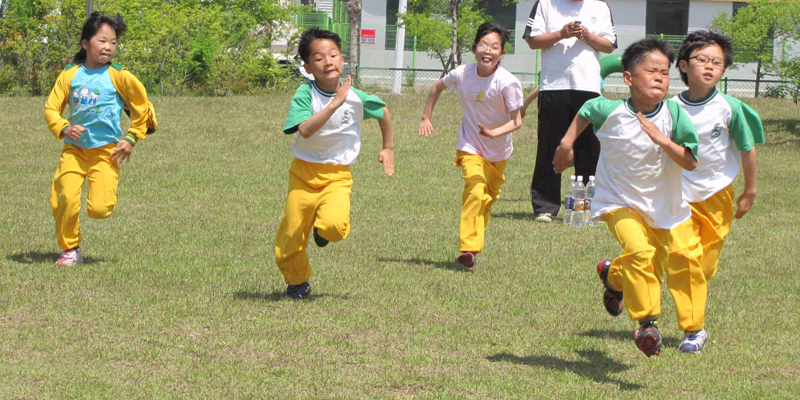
[88,203,115,219]
[629,247,656,266]
[319,218,350,242]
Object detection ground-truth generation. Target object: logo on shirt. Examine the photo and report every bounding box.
[341,109,353,125]
[591,17,597,24]
[474,91,485,103]
[710,123,723,138]
[71,87,102,113]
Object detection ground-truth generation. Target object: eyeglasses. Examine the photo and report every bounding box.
[475,43,502,52]
[689,54,725,68]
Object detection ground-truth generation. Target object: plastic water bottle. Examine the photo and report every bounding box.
[571,175,586,227]
[563,175,576,226]
[584,176,597,226]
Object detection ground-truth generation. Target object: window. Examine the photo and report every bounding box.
[646,0,689,36]
[385,0,421,51]
[476,0,517,53]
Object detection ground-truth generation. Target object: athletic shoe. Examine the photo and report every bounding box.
[55,248,83,267]
[596,260,624,316]
[534,213,553,223]
[634,321,662,357]
[313,228,329,248]
[457,251,475,268]
[283,281,312,300]
[678,328,708,353]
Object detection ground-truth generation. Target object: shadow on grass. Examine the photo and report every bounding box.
[487,350,645,390]
[6,251,109,265]
[492,211,534,221]
[377,257,473,273]
[581,329,680,349]
[761,118,800,145]
[233,290,351,302]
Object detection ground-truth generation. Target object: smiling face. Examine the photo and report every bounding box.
[624,51,671,106]
[303,38,344,89]
[472,32,504,76]
[82,23,117,70]
[679,44,726,92]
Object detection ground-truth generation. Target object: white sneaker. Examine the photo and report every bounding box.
[534,213,554,223]
[56,248,83,267]
[678,328,708,353]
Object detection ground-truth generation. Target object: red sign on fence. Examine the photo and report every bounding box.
[360,29,376,45]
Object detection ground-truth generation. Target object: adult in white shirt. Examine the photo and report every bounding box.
[523,0,617,222]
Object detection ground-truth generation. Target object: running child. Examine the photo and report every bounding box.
[418,22,523,268]
[554,38,702,357]
[44,12,157,266]
[277,28,395,299]
[671,30,764,353]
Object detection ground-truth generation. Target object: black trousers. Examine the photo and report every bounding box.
[530,90,601,215]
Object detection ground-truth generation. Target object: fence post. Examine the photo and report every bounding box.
[412,36,417,69]
[723,77,728,94]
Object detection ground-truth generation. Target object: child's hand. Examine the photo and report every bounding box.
[553,143,574,174]
[333,76,352,106]
[63,125,85,141]
[735,191,756,219]
[378,148,395,176]
[419,118,434,137]
[478,123,497,138]
[636,112,669,148]
[112,140,133,165]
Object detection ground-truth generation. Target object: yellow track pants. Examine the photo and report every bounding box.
[456,151,507,254]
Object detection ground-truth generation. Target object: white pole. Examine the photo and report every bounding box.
[392,0,407,94]
[87,0,93,15]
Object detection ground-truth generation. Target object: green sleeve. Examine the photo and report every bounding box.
[666,99,699,160]
[283,82,314,134]
[351,88,386,120]
[722,94,765,151]
[578,97,622,131]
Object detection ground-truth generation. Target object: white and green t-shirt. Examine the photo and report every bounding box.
[442,64,524,162]
[579,97,699,229]
[283,81,386,165]
[673,89,765,203]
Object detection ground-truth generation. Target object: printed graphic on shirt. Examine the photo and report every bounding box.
[71,86,102,113]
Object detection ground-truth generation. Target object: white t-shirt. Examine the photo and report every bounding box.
[442,64,524,162]
[283,81,385,165]
[523,0,617,93]
[579,97,699,229]
[673,89,765,203]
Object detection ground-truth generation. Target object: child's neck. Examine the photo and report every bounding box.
[315,78,340,93]
[83,60,107,70]
[476,64,498,77]
[628,97,661,114]
[683,85,716,102]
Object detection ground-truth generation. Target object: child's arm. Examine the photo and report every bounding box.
[44,70,79,140]
[636,112,697,171]
[478,108,522,138]
[419,79,447,136]
[297,76,352,138]
[553,114,590,173]
[735,147,758,218]
[377,106,395,176]
[520,87,540,119]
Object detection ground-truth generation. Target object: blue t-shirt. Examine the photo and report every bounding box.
[65,65,124,148]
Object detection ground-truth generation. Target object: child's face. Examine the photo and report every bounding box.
[303,38,344,84]
[472,32,504,73]
[624,51,671,104]
[679,44,726,90]
[82,24,117,69]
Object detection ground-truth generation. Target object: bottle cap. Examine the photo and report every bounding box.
[589,176,595,181]
[576,175,583,181]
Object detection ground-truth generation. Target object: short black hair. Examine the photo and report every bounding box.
[73,12,127,64]
[676,30,733,85]
[297,28,342,63]
[621,37,675,72]
[472,22,510,52]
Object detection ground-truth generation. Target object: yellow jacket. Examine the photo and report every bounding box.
[44,63,158,145]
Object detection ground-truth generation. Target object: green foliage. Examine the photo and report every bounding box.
[399,0,489,72]
[0,0,300,95]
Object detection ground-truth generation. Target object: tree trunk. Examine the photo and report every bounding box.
[343,0,362,78]
[755,60,762,98]
[450,0,459,70]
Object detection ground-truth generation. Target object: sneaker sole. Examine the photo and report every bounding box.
[636,333,662,357]
[603,290,624,317]
[457,253,475,268]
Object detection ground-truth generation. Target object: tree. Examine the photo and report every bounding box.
[399,0,486,74]
[342,0,361,77]
[710,0,800,98]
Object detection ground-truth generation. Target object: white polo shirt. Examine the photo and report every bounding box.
[523,0,617,93]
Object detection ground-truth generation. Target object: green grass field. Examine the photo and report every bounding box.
[1,92,799,399]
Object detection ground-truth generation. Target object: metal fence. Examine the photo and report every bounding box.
[355,67,793,99]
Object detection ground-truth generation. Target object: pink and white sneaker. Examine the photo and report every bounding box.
[56,248,83,267]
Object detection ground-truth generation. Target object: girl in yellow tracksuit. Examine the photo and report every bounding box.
[44,12,156,267]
